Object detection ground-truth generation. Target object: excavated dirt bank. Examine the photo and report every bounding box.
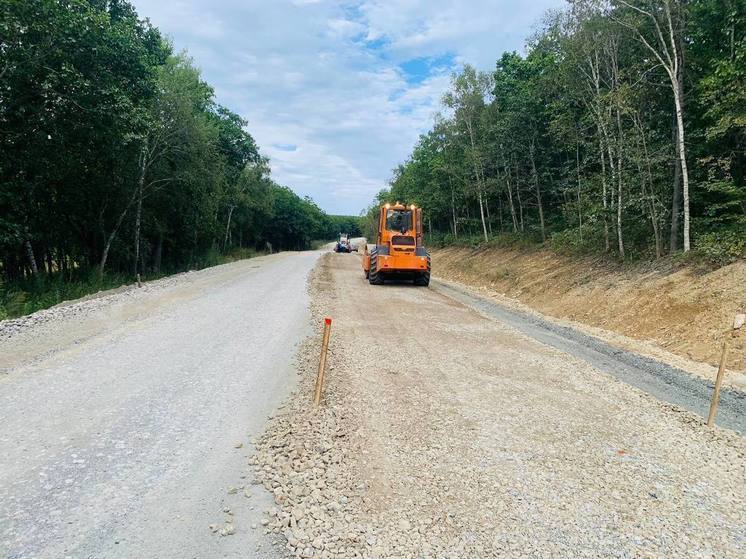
[432,246,746,376]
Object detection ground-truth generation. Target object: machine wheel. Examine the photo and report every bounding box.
[368,249,384,285]
[414,253,431,286]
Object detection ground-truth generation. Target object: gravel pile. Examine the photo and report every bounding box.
[252,253,746,558]
[252,262,370,557]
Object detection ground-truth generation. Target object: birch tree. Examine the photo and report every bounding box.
[443,65,493,242]
[613,0,692,251]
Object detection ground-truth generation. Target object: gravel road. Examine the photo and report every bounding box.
[254,252,745,558]
[0,251,320,558]
[431,279,746,434]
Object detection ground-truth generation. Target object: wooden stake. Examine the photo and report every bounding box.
[707,341,728,427]
[707,313,743,427]
[313,318,332,406]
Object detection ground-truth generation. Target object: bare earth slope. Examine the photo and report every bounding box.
[433,246,746,376]
[0,252,320,558]
[254,252,745,558]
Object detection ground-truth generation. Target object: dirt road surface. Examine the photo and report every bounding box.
[3,248,745,558]
[0,252,320,558]
[255,252,745,558]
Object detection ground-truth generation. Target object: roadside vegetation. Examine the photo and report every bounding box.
[369,0,745,266]
[0,1,362,319]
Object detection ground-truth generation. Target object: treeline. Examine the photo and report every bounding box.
[0,0,337,295]
[378,0,745,263]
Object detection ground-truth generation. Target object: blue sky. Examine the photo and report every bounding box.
[131,0,564,215]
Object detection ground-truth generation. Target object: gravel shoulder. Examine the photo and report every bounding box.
[0,251,320,558]
[1,253,281,373]
[254,251,746,558]
[431,278,746,435]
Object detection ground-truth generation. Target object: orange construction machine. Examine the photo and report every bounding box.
[362,202,430,286]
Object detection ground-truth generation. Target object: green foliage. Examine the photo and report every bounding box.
[380,0,745,265]
[0,272,125,318]
[0,245,264,318]
[328,215,363,238]
[0,0,333,317]
[550,228,606,256]
[694,228,746,264]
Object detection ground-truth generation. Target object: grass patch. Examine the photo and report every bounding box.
[0,273,134,320]
[0,247,264,320]
[311,239,332,250]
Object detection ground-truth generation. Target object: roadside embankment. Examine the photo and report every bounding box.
[432,246,746,381]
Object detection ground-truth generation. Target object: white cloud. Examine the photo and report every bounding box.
[132,0,563,214]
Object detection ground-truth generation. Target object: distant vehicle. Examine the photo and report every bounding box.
[362,202,430,286]
[334,233,353,253]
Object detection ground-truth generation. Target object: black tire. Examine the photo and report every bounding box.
[414,253,431,286]
[368,249,384,285]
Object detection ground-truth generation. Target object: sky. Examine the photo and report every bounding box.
[131,0,564,215]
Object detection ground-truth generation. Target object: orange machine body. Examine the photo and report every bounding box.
[362,203,431,286]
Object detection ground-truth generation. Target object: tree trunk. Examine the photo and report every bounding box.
[637,115,663,258]
[670,130,682,253]
[25,239,39,276]
[576,142,583,240]
[598,132,610,252]
[476,188,489,242]
[589,50,609,251]
[668,1,691,252]
[513,156,525,232]
[133,142,147,277]
[100,186,139,278]
[497,192,504,232]
[672,82,690,251]
[616,106,625,259]
[484,197,493,236]
[499,151,519,233]
[223,204,235,251]
[450,183,458,238]
[465,118,489,242]
[605,123,619,246]
[45,251,53,275]
[622,0,690,251]
[505,166,519,233]
[529,140,546,242]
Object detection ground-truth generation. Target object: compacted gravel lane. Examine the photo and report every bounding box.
[253,252,745,558]
[0,251,320,559]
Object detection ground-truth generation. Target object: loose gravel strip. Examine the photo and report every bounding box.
[252,253,746,558]
[0,256,275,374]
[0,271,189,340]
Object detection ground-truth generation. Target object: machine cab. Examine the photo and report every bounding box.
[362,202,430,285]
[377,202,423,250]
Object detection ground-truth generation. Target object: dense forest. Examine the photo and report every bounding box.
[374,0,745,263]
[0,0,351,317]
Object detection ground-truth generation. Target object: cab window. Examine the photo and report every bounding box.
[386,209,412,232]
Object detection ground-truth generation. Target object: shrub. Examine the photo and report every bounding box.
[695,228,746,265]
[550,228,604,256]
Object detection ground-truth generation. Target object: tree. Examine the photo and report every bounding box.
[613,0,692,251]
[1,0,337,316]
[378,0,744,263]
[443,65,493,242]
